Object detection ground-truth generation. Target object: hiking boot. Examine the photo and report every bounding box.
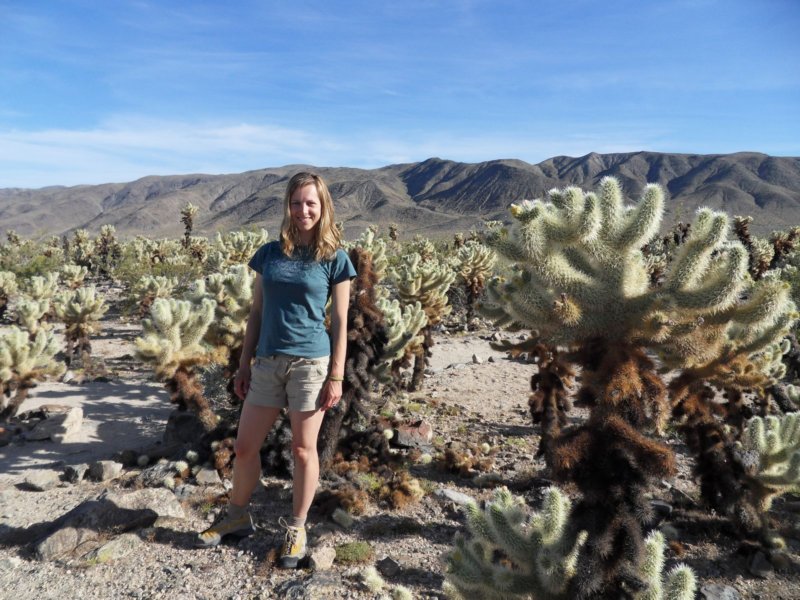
[277,519,307,568]
[196,509,255,547]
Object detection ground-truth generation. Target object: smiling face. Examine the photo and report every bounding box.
[290,183,322,244]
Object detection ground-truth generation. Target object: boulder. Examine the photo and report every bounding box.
[700,584,741,600]
[25,406,83,443]
[395,420,433,448]
[85,532,142,563]
[274,572,344,599]
[21,470,61,492]
[88,460,123,482]
[309,545,336,571]
[195,467,222,486]
[63,463,89,484]
[35,488,184,561]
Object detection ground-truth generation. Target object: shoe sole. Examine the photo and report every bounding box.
[277,552,306,569]
[195,527,255,548]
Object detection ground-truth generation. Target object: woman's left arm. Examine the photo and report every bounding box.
[321,278,350,410]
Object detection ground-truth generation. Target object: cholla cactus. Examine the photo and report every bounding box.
[407,235,436,262]
[134,298,218,430]
[456,241,496,321]
[131,275,178,317]
[445,486,586,599]
[0,327,64,420]
[23,272,59,303]
[15,298,51,336]
[740,414,800,512]
[214,229,269,266]
[0,271,18,319]
[391,252,455,390]
[53,286,109,363]
[374,297,427,385]
[181,202,199,249]
[482,178,794,592]
[71,229,95,268]
[95,224,121,276]
[186,265,254,400]
[60,265,89,289]
[5,230,21,246]
[348,227,389,284]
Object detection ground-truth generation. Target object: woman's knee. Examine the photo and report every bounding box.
[292,442,317,466]
[234,436,261,460]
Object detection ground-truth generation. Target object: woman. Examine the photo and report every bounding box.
[197,172,356,568]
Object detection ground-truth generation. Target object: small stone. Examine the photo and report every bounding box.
[747,550,774,579]
[659,523,680,541]
[85,533,142,563]
[433,487,475,506]
[309,545,336,571]
[0,556,22,571]
[395,420,433,448]
[650,500,673,523]
[376,556,400,577]
[472,354,482,364]
[487,356,496,363]
[21,470,61,491]
[769,550,791,571]
[61,370,76,383]
[195,467,222,486]
[490,332,501,341]
[63,464,89,484]
[700,583,741,600]
[88,460,123,482]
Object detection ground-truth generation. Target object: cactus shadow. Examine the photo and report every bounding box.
[359,513,460,542]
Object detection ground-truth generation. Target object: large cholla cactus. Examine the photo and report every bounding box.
[456,240,496,320]
[71,229,96,268]
[482,177,796,595]
[181,202,199,249]
[346,228,389,294]
[445,487,694,600]
[0,271,17,319]
[0,327,65,420]
[53,286,109,364]
[391,252,455,391]
[134,298,218,430]
[95,224,121,276]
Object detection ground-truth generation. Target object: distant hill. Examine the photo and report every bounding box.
[2,151,799,240]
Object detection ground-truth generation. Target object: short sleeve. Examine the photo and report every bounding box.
[330,249,357,285]
[248,243,270,275]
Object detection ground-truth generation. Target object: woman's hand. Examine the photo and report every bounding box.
[234,364,251,401]
[321,379,343,411]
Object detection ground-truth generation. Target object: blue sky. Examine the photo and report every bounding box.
[1,0,798,188]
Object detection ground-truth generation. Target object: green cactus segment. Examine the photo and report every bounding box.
[212,229,269,267]
[741,413,800,510]
[60,264,89,289]
[347,227,389,283]
[15,298,51,335]
[392,253,455,326]
[23,272,59,302]
[445,486,584,599]
[638,531,697,600]
[0,326,65,420]
[53,286,109,360]
[374,297,427,383]
[134,298,217,380]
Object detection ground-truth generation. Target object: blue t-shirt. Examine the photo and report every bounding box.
[248,241,357,359]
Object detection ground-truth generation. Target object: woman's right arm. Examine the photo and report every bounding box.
[234,273,263,400]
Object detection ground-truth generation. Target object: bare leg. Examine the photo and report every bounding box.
[288,409,326,518]
[231,403,283,507]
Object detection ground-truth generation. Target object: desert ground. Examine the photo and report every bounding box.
[1,312,799,600]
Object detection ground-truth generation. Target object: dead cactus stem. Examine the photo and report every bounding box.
[166,366,217,432]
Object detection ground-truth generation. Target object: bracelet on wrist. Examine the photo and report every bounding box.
[328,375,344,382]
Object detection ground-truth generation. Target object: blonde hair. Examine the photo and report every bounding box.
[279,172,342,261]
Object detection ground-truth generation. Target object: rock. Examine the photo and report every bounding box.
[163,410,208,446]
[659,523,680,541]
[769,550,791,571]
[61,370,76,383]
[195,467,222,486]
[700,584,741,600]
[88,460,123,482]
[36,488,185,561]
[433,487,475,506]
[85,532,142,562]
[395,420,433,448]
[137,461,175,487]
[471,353,482,364]
[274,572,343,599]
[309,545,336,571]
[63,463,89,484]
[490,332,501,341]
[650,500,673,523]
[21,470,61,492]
[377,556,401,577]
[26,406,83,443]
[487,356,496,363]
[748,550,774,579]
[0,556,22,572]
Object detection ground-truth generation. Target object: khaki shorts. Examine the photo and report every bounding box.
[245,354,330,412]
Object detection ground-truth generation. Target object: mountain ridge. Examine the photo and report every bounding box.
[2,151,799,239]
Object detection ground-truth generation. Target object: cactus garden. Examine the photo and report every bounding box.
[2,184,800,599]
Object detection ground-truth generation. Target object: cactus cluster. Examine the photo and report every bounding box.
[53,285,109,363]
